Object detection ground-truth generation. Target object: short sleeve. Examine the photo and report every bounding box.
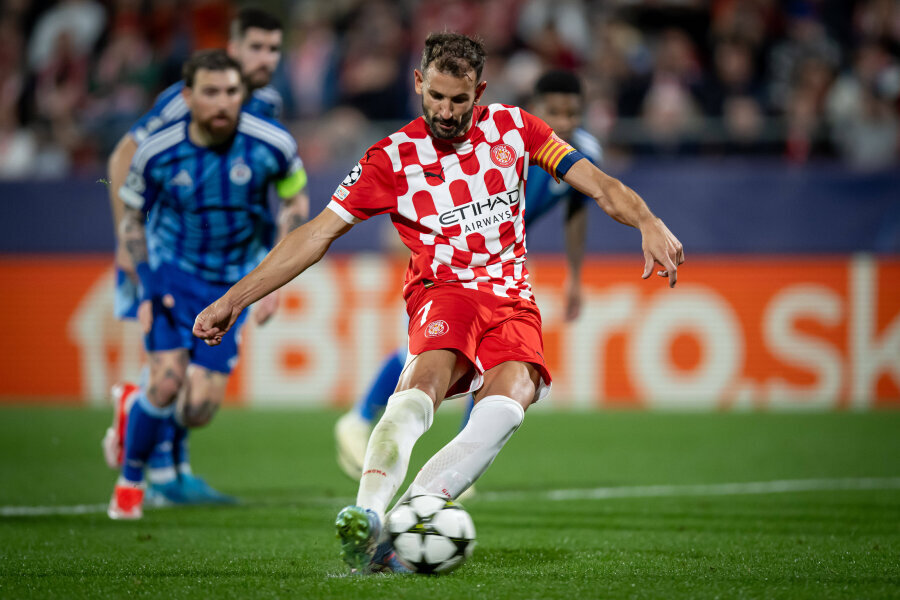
[247,86,283,120]
[327,148,397,223]
[128,83,187,143]
[520,110,578,182]
[118,161,159,213]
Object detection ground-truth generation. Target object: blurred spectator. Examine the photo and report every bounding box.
[710,0,782,49]
[0,13,25,117]
[0,106,36,179]
[4,0,898,174]
[783,54,836,162]
[334,0,409,121]
[27,0,106,72]
[698,38,764,115]
[190,0,231,50]
[517,0,590,68]
[853,0,900,44]
[827,41,900,169]
[767,4,841,114]
[636,28,705,154]
[286,3,339,118]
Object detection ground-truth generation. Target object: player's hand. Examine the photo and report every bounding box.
[640,217,684,288]
[253,290,279,326]
[193,297,243,346]
[563,277,582,321]
[137,294,175,334]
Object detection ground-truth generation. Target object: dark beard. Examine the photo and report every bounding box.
[199,115,238,146]
[424,101,474,140]
[245,68,271,91]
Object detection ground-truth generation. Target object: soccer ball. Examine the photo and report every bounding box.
[386,494,476,574]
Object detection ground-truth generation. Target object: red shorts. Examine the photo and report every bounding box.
[405,284,552,401]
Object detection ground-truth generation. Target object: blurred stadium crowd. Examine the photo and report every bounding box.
[1,0,899,179]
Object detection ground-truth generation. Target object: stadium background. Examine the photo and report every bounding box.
[0,0,898,411]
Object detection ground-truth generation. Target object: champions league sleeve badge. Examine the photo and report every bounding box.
[342,162,362,186]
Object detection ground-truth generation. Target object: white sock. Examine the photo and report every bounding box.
[356,388,433,523]
[404,394,524,502]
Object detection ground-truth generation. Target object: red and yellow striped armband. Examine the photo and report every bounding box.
[532,133,578,182]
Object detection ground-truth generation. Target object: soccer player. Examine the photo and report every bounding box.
[192,33,683,571]
[107,49,308,520]
[102,7,288,503]
[333,69,602,481]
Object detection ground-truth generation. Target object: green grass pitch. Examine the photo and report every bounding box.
[1,406,898,599]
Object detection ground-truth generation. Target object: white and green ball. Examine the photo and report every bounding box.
[386,494,476,574]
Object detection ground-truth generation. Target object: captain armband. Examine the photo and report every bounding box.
[554,149,586,179]
[532,133,582,182]
[276,162,308,199]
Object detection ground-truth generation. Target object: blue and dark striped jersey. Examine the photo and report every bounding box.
[129,81,283,143]
[119,112,303,284]
[524,127,602,226]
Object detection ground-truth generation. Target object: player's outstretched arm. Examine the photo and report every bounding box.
[108,135,139,277]
[563,201,588,320]
[562,159,685,287]
[193,208,353,345]
[253,190,313,326]
[277,191,311,239]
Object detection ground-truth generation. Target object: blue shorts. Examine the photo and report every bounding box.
[114,267,140,320]
[143,263,249,374]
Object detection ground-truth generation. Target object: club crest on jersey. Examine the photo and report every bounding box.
[425,320,449,338]
[342,162,362,186]
[490,144,516,168]
[229,163,252,185]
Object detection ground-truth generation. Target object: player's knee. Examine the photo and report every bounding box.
[181,398,220,428]
[148,375,183,407]
[383,388,435,427]
[472,395,525,436]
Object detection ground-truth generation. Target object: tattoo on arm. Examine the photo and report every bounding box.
[120,206,148,264]
[285,213,305,233]
[277,193,309,239]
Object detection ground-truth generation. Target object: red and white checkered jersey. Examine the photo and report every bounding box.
[327,103,576,302]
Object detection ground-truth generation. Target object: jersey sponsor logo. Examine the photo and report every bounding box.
[333,185,350,201]
[425,319,449,338]
[437,188,521,233]
[490,143,516,168]
[229,163,252,185]
[126,172,146,193]
[342,162,362,186]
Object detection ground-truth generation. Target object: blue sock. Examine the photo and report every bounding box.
[122,391,174,484]
[173,422,191,474]
[356,349,405,422]
[460,394,475,432]
[147,417,177,484]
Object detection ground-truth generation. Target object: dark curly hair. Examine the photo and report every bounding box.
[420,32,486,81]
[182,49,242,88]
[230,7,282,40]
